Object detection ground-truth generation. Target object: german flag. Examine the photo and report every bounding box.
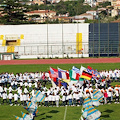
[81,70,92,80]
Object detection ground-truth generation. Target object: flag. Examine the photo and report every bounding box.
[82,105,101,120]
[83,97,92,108]
[58,68,69,80]
[87,66,100,79]
[24,106,38,114]
[93,90,104,102]
[35,91,45,102]
[49,67,58,78]
[51,79,57,89]
[61,82,67,89]
[21,112,32,120]
[69,69,80,81]
[62,78,70,84]
[26,101,38,114]
[15,116,23,120]
[92,97,100,106]
[80,66,87,75]
[72,66,80,73]
[81,70,92,80]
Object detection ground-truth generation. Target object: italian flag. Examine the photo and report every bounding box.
[69,70,80,81]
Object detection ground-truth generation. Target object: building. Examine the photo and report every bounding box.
[111,9,118,16]
[84,0,96,7]
[25,10,56,23]
[74,13,94,20]
[33,0,44,5]
[72,18,86,23]
[86,10,97,16]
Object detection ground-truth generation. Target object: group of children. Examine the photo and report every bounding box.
[0,69,120,107]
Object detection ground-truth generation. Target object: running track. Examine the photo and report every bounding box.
[0,58,120,65]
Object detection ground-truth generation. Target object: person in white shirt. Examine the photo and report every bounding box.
[23,93,27,106]
[62,93,66,106]
[31,89,35,97]
[24,81,28,87]
[68,92,73,106]
[0,86,3,94]
[48,93,52,106]
[4,87,7,93]
[79,91,84,105]
[44,93,49,107]
[116,72,120,81]
[28,82,32,91]
[20,93,23,105]
[27,93,31,102]
[73,92,76,106]
[24,87,28,94]
[34,82,38,90]
[55,93,60,107]
[107,88,111,104]
[47,88,51,96]
[20,81,23,88]
[14,93,19,106]
[52,93,56,106]
[17,87,22,96]
[8,92,13,105]
[54,88,58,96]
[8,86,13,93]
[2,91,7,104]
[11,80,15,89]
[114,87,119,103]
[14,80,18,90]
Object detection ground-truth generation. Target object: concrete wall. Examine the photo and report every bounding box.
[0,23,89,58]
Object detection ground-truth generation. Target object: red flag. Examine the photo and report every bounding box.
[87,66,92,70]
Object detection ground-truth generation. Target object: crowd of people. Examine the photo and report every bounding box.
[0,69,120,107]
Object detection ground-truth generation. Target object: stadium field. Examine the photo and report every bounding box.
[0,63,120,74]
[0,59,120,120]
[0,104,120,120]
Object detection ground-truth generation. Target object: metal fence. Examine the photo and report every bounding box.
[89,23,120,57]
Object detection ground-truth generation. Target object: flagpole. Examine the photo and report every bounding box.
[63,105,67,120]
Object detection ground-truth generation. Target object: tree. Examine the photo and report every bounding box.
[0,0,30,24]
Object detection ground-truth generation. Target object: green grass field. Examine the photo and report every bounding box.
[0,63,120,74]
[0,63,120,120]
[0,104,120,120]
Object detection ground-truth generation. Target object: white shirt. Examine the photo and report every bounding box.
[52,95,56,101]
[68,94,72,100]
[2,93,7,99]
[62,95,66,101]
[23,94,27,101]
[31,90,35,97]
[55,95,60,101]
[20,82,23,86]
[79,92,83,98]
[15,81,18,85]
[34,82,38,88]
[48,95,52,101]
[45,96,49,101]
[8,87,13,92]
[24,82,28,87]
[4,87,7,93]
[24,88,28,94]
[29,83,32,88]
[8,93,13,99]
[14,94,18,101]
[0,86,3,93]
[18,89,22,95]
